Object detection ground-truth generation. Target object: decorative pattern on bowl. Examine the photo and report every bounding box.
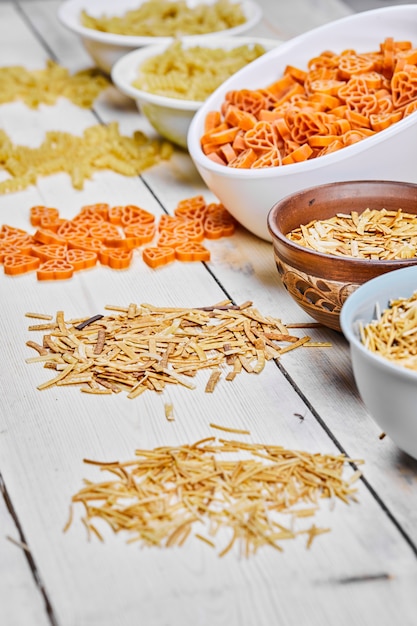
[274,256,359,331]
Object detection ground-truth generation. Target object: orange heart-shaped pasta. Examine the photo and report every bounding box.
[36,258,74,281]
[3,253,40,275]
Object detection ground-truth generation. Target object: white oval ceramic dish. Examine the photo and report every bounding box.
[111,36,281,148]
[341,265,417,461]
[58,0,263,74]
[187,5,417,241]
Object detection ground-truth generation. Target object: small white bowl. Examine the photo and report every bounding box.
[58,0,263,74]
[341,266,417,460]
[111,36,280,148]
[187,5,417,241]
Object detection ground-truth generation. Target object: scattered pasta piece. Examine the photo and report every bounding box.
[209,422,250,434]
[164,402,175,421]
[67,437,362,556]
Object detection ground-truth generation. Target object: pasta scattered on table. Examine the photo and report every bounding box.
[0,60,110,108]
[66,437,362,556]
[0,122,173,194]
[0,196,237,278]
[24,300,327,397]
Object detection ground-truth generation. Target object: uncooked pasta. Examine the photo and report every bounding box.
[81,0,246,37]
[0,123,173,193]
[0,60,110,108]
[132,41,266,101]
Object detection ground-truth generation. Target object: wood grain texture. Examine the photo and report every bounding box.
[2,2,417,625]
[0,476,51,626]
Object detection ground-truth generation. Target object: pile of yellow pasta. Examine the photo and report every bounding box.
[0,60,110,108]
[0,122,173,194]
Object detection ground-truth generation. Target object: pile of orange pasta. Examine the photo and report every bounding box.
[0,196,236,280]
[201,37,417,168]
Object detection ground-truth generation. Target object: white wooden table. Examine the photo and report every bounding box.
[2,2,417,625]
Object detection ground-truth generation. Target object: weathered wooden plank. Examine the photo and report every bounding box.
[0,476,51,626]
[41,0,417,546]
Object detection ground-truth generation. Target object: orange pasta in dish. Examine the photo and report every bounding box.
[200,37,417,169]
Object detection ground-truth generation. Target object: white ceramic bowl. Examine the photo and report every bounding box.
[111,37,280,148]
[58,0,263,74]
[187,5,417,241]
[341,266,417,460]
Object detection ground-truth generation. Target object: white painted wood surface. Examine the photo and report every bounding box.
[2,2,417,625]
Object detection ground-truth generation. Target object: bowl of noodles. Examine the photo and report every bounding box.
[111,36,280,148]
[58,0,263,74]
[340,265,417,460]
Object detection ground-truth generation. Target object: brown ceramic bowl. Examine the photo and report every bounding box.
[267,180,417,332]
